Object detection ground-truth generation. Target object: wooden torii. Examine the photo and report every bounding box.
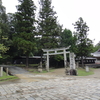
[42,46,70,71]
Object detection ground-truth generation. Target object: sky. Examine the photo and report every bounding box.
[2,0,100,45]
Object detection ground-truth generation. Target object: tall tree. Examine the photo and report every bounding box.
[0,0,9,46]
[38,0,62,49]
[60,28,76,52]
[0,0,10,60]
[7,13,20,58]
[73,17,93,67]
[14,0,37,67]
[37,0,62,64]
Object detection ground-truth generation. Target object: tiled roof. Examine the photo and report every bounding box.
[91,49,100,57]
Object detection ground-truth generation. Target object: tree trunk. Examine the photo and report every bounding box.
[26,55,29,68]
[41,52,43,63]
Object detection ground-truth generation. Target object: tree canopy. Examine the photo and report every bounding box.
[13,0,37,67]
[73,17,93,67]
[38,0,62,49]
[0,0,96,67]
[0,0,9,58]
[60,28,76,52]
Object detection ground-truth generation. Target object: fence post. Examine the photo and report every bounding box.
[0,67,3,77]
[6,67,8,76]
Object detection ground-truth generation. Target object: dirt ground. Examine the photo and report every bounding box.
[35,68,66,76]
[0,68,100,85]
[33,68,100,78]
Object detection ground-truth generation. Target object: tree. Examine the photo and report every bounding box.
[7,13,20,58]
[14,0,37,67]
[0,0,9,46]
[60,28,76,52]
[0,0,10,60]
[93,41,100,52]
[73,17,93,67]
[37,0,62,64]
[0,28,9,58]
[38,0,62,49]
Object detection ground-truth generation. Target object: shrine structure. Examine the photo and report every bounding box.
[42,46,76,72]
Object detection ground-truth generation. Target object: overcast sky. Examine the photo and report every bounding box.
[2,0,100,45]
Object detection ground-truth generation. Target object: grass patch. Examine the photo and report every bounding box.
[77,68,94,76]
[28,68,54,73]
[0,72,18,82]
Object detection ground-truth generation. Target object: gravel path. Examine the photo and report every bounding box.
[0,68,100,100]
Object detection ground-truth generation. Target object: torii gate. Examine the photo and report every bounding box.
[42,46,70,71]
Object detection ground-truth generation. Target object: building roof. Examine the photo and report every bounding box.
[91,49,100,57]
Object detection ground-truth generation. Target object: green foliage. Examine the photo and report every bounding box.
[6,13,23,58]
[60,29,72,47]
[0,0,12,61]
[14,0,37,67]
[73,17,93,66]
[15,0,37,51]
[60,28,76,52]
[0,0,9,45]
[0,44,9,53]
[54,55,64,61]
[38,0,62,50]
[93,41,100,52]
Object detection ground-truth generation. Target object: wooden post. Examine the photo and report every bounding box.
[6,67,9,76]
[64,49,67,69]
[46,51,49,71]
[0,67,3,77]
[76,62,79,68]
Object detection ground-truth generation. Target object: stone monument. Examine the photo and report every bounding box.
[69,53,77,75]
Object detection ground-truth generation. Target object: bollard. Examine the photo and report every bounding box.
[86,66,89,72]
[6,67,8,76]
[0,67,3,77]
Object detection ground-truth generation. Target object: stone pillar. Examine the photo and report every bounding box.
[0,67,3,77]
[46,51,49,71]
[76,62,79,68]
[69,53,77,75]
[70,53,75,69]
[6,68,9,76]
[64,49,67,69]
[86,66,89,72]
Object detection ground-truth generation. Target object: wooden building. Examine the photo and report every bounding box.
[91,49,100,64]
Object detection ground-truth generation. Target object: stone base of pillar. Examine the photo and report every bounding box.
[38,68,42,72]
[65,68,70,75]
[69,69,77,76]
